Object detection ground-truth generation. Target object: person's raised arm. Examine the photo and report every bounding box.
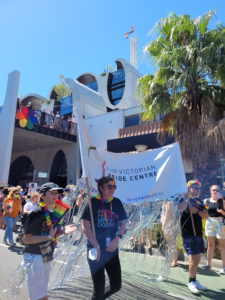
[199,210,209,219]
[178,191,191,212]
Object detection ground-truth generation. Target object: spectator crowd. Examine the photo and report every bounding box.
[0,178,225,298]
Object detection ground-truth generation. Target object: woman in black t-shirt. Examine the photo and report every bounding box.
[82,176,127,300]
[201,185,225,274]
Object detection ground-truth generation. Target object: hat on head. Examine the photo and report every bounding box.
[31,192,40,199]
[39,182,63,194]
[17,185,23,191]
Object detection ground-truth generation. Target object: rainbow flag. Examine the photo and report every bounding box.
[129,26,134,33]
[125,26,134,39]
[52,199,70,227]
[7,200,13,211]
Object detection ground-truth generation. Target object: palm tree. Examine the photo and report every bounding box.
[137,9,225,163]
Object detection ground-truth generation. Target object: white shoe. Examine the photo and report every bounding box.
[219,267,225,275]
[200,263,211,270]
[195,280,207,290]
[187,282,200,294]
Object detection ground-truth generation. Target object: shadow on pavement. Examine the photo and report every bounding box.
[178,262,221,277]
[49,276,176,300]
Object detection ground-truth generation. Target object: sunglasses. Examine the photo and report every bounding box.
[105,184,117,190]
[14,193,20,195]
[192,187,201,190]
[212,189,219,192]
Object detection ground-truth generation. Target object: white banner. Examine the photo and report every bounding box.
[76,110,187,203]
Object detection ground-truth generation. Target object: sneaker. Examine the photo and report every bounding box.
[8,242,16,248]
[187,282,200,294]
[195,280,207,291]
[219,267,225,275]
[2,240,8,245]
[200,263,211,270]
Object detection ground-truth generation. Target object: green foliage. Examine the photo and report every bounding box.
[100,73,106,76]
[104,64,115,73]
[152,223,163,240]
[54,75,71,101]
[137,9,225,161]
[138,8,225,117]
[45,100,52,105]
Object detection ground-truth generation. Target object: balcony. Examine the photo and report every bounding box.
[15,107,77,143]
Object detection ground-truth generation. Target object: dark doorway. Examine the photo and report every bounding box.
[49,150,67,187]
[9,156,34,186]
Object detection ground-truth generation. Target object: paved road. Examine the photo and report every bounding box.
[0,224,224,300]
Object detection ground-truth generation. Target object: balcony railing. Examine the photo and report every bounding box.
[15,107,77,142]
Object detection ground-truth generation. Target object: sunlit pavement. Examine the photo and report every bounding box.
[0,225,224,300]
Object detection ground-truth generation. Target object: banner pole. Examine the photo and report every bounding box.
[85,177,96,237]
[190,214,196,236]
[189,199,196,236]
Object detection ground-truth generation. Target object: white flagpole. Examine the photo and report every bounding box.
[85,177,96,237]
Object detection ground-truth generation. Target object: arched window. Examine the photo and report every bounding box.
[77,74,98,92]
[49,150,67,187]
[9,156,34,186]
[108,69,125,105]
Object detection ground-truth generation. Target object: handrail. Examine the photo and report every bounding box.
[15,107,77,136]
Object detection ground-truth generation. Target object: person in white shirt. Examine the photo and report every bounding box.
[23,192,40,213]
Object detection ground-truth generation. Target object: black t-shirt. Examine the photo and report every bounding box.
[41,111,46,120]
[205,198,224,218]
[82,197,127,252]
[23,207,55,263]
[179,197,205,238]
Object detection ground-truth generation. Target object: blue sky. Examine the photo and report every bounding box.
[0,0,225,105]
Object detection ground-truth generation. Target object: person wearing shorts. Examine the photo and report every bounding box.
[201,185,225,274]
[23,183,76,300]
[178,180,209,295]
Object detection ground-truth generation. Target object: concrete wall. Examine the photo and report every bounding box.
[0,71,20,185]
[76,58,143,112]
[10,143,78,186]
[73,100,106,119]
[41,101,54,114]
[85,110,124,149]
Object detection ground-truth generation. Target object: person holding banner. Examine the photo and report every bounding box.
[178,180,209,295]
[82,176,127,300]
